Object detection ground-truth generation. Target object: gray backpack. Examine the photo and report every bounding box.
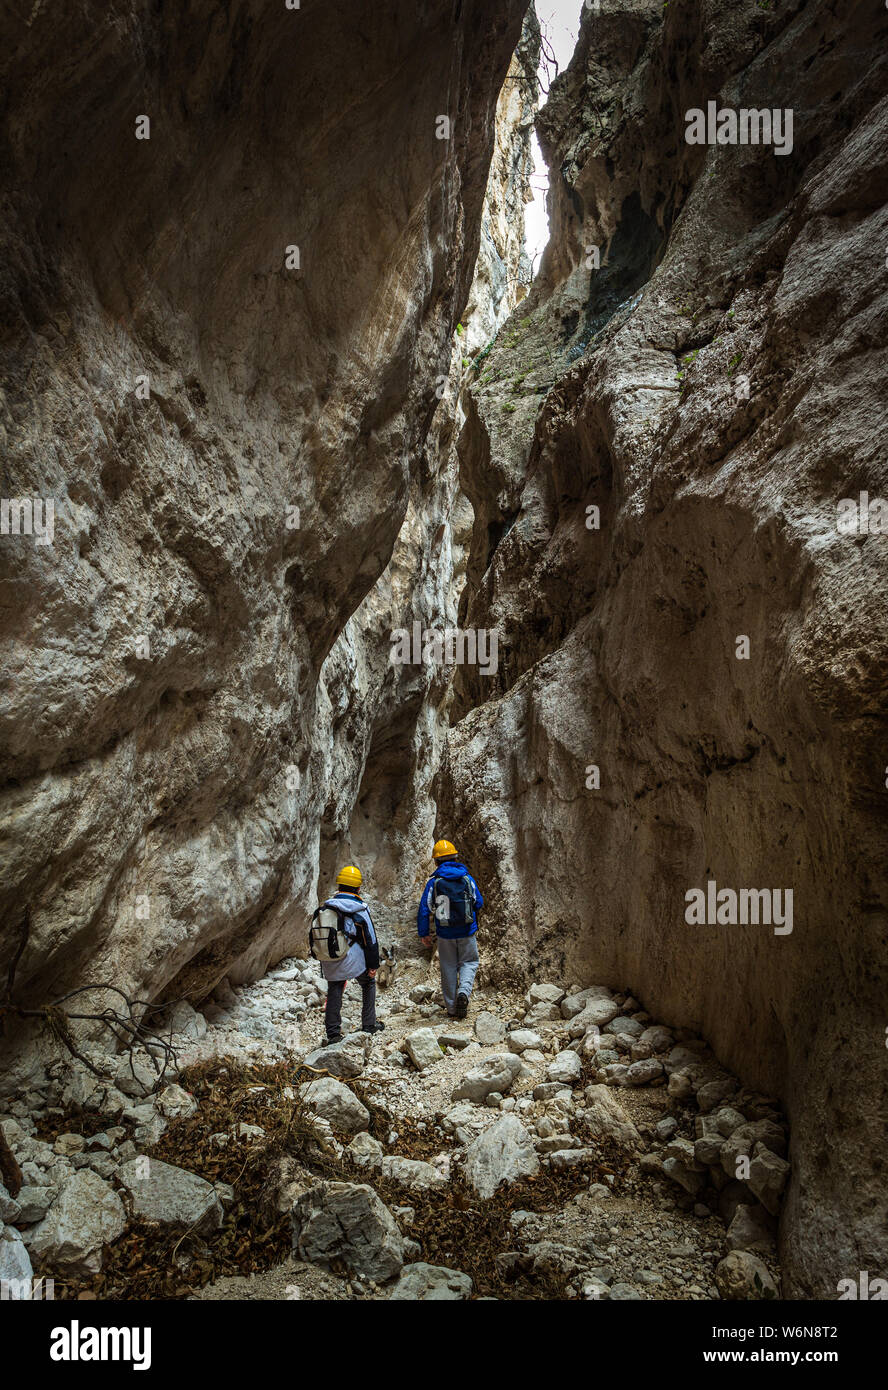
[309,903,360,962]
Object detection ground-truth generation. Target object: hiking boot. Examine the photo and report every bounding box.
[455,992,469,1019]
[363,1022,385,1034]
[325,1032,343,1045]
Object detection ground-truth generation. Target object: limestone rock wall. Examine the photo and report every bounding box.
[462,7,541,355]
[0,0,528,1044]
[438,0,888,1295]
[3,0,885,1301]
[312,7,541,938]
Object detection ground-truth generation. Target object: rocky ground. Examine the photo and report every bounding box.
[0,948,789,1301]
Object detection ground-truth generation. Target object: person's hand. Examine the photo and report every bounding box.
[367,968,377,978]
[421,937,434,949]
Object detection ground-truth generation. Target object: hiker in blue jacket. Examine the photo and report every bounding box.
[417,839,484,1019]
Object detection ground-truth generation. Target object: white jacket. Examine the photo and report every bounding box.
[319,892,377,981]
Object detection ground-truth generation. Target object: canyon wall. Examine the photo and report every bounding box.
[437,0,888,1295]
[0,0,528,1060]
[462,8,541,355]
[311,8,540,936]
[2,0,886,1301]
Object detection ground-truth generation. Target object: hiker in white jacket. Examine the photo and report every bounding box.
[316,865,384,1044]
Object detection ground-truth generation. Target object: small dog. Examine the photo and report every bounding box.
[375,943,398,989]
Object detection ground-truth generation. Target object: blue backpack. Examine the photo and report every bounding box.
[433,873,475,930]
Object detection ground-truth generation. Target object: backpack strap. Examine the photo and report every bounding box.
[313,903,362,935]
[353,913,380,971]
[334,905,362,936]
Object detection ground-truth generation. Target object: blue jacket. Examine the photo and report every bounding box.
[417,860,483,939]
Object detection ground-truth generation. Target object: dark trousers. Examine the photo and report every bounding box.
[325,971,376,1036]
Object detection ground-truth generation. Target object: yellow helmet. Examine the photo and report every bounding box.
[433,839,457,861]
[336,864,363,889]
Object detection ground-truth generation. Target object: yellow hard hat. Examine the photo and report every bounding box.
[336,864,363,889]
[433,839,457,861]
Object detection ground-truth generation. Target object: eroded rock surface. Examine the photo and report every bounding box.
[431,0,888,1298]
[0,0,527,1043]
[2,0,885,1305]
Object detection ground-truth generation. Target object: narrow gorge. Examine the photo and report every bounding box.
[1,0,886,1320]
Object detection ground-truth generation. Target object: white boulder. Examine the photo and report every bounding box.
[300,1078,370,1135]
[465,1115,540,1199]
[547,1050,583,1085]
[451,1053,522,1104]
[389,1262,473,1300]
[117,1157,224,1232]
[404,1028,444,1071]
[28,1171,126,1274]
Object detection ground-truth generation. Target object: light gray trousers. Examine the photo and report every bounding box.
[437,934,480,1013]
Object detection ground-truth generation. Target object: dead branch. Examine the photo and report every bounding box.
[0,912,179,1094]
[537,25,560,96]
